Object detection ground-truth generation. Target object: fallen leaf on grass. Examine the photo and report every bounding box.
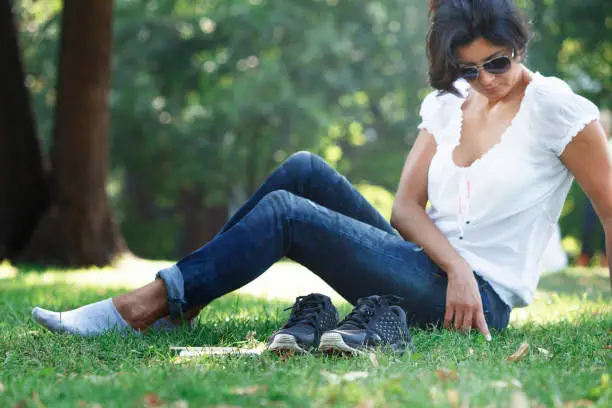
[368,352,379,368]
[143,393,164,407]
[435,368,459,382]
[230,385,267,396]
[509,390,530,408]
[468,348,474,356]
[603,345,612,350]
[506,342,529,363]
[321,370,369,385]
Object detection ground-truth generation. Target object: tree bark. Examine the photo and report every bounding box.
[20,0,126,266]
[177,187,227,257]
[0,0,50,261]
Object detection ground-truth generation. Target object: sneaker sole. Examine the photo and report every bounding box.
[266,334,308,354]
[319,332,411,356]
[318,332,363,355]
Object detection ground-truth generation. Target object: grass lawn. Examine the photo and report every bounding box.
[0,263,610,407]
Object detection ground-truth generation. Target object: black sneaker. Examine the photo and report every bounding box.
[319,295,412,355]
[266,293,338,354]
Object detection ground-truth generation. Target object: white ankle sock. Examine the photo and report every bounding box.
[32,299,138,336]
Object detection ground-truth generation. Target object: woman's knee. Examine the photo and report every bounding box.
[282,151,330,175]
[258,190,320,222]
[282,151,314,172]
[258,189,296,214]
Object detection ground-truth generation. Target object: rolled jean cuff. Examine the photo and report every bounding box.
[155,264,186,320]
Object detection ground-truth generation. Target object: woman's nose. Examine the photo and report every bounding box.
[478,70,496,86]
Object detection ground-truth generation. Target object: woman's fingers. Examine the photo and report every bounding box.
[461,310,473,332]
[476,309,492,341]
[444,304,454,329]
[453,307,465,330]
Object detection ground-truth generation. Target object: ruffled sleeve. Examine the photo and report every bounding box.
[417,91,443,138]
[531,76,600,156]
[417,84,468,145]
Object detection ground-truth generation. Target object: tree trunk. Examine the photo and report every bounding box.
[0,0,50,261]
[20,0,126,266]
[177,187,228,257]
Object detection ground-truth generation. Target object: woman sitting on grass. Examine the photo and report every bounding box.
[32,0,611,354]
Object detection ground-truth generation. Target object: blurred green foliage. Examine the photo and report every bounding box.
[14,0,611,259]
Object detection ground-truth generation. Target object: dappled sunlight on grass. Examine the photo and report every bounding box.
[509,268,611,326]
[0,260,17,279]
[1,255,172,290]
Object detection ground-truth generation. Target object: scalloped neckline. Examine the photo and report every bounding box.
[451,73,539,170]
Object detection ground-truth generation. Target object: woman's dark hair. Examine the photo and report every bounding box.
[427,0,532,95]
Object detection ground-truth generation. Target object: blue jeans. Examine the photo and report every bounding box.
[157,152,511,330]
[581,199,605,257]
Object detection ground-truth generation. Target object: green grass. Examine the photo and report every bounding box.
[0,265,610,407]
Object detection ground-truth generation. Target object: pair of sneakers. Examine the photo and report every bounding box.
[265,293,412,355]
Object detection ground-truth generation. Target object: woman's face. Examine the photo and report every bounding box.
[455,37,524,102]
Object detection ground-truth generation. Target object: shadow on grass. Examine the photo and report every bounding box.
[537,268,610,298]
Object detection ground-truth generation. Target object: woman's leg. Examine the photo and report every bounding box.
[159,151,393,322]
[216,151,395,237]
[160,190,510,331]
[33,189,509,334]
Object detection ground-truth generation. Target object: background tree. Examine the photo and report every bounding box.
[0,0,49,261]
[1,0,125,267]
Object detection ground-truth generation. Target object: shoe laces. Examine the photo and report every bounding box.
[283,294,326,328]
[339,295,403,330]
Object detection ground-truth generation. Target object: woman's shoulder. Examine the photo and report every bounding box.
[418,80,468,142]
[527,72,600,155]
[529,72,597,113]
[421,79,470,110]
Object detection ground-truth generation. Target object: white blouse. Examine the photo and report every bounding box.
[418,72,600,308]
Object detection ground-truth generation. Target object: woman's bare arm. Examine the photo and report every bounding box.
[391,130,467,276]
[561,119,612,290]
[391,130,489,337]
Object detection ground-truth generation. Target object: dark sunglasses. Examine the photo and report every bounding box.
[457,50,515,81]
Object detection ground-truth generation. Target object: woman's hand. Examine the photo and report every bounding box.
[444,261,491,341]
